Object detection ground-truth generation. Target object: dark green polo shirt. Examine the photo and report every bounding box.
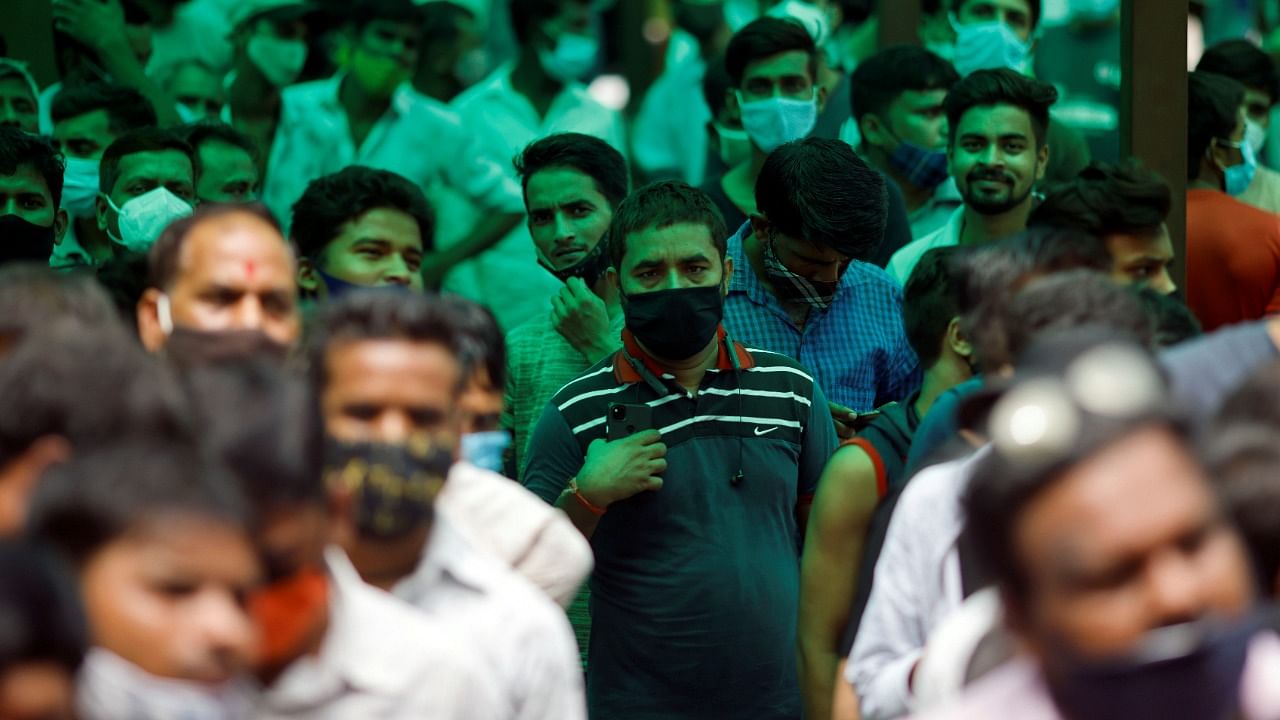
[524,327,837,720]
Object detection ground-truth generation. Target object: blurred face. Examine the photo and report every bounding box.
[0,662,75,720]
[195,140,259,204]
[169,63,225,120]
[81,515,260,683]
[615,222,731,295]
[1209,107,1249,178]
[301,208,425,293]
[525,166,614,271]
[459,368,502,435]
[322,338,462,445]
[538,1,593,49]
[950,103,1047,215]
[52,109,118,161]
[868,88,950,153]
[1244,86,1272,130]
[354,19,421,77]
[1013,427,1254,671]
[955,0,1035,43]
[96,149,196,239]
[0,77,38,133]
[142,211,300,350]
[1106,225,1176,296]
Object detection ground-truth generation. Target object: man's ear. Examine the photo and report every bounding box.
[946,317,973,360]
[1035,142,1050,182]
[297,257,321,295]
[95,193,110,232]
[52,208,69,246]
[722,255,734,293]
[860,113,888,149]
[136,287,168,352]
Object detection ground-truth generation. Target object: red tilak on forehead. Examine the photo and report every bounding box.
[244,260,256,280]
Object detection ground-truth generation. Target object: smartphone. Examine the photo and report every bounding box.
[606,402,654,441]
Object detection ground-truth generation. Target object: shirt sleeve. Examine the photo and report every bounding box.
[798,381,839,498]
[522,401,588,503]
[1159,321,1278,420]
[878,285,924,407]
[436,112,525,215]
[510,601,589,720]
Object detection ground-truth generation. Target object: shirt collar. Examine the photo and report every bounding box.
[613,325,754,387]
[393,514,486,605]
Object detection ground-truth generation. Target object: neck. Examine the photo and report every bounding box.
[228,56,279,117]
[649,336,719,392]
[510,48,562,109]
[412,69,461,103]
[913,358,972,418]
[1189,172,1224,192]
[960,197,1032,246]
[338,74,391,122]
[865,145,935,212]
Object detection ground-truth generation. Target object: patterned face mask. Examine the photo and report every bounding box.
[323,435,454,538]
[761,235,839,311]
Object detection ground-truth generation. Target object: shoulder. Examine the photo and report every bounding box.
[741,347,816,380]
[506,314,552,347]
[895,449,986,524]
[280,78,332,109]
[841,260,906,298]
[548,355,620,406]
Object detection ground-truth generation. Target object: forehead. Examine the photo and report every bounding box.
[743,50,813,83]
[324,338,460,392]
[177,215,295,283]
[1244,87,1273,106]
[894,88,949,111]
[0,164,52,198]
[1016,428,1212,566]
[1105,226,1173,258]
[334,207,423,247]
[0,77,35,103]
[54,108,111,139]
[526,166,608,207]
[198,139,255,168]
[115,149,193,184]
[621,221,719,266]
[955,103,1035,137]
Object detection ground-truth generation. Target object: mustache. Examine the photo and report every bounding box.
[967,168,1016,184]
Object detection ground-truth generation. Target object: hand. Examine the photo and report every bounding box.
[576,429,666,508]
[53,0,129,52]
[552,277,613,359]
[829,401,884,439]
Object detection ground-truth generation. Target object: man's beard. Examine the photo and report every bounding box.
[962,168,1033,216]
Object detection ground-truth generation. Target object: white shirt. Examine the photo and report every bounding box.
[631,54,711,185]
[262,74,524,232]
[908,179,963,241]
[444,65,627,331]
[255,548,499,719]
[887,206,964,285]
[437,462,593,608]
[847,450,987,720]
[393,516,586,720]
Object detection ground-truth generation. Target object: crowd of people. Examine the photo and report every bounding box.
[2,0,1280,718]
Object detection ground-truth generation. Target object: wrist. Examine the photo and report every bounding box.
[568,476,608,515]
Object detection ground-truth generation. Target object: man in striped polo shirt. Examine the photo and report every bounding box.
[524,181,838,720]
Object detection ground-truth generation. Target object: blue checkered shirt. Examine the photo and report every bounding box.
[723,221,921,411]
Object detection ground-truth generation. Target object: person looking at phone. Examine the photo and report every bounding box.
[523,180,838,720]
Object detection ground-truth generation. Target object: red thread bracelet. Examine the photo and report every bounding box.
[568,478,607,516]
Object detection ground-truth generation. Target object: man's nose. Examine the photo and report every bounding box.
[383,255,413,286]
[1143,548,1207,631]
[232,297,265,330]
[193,590,256,675]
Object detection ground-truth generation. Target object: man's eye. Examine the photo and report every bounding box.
[357,246,385,259]
[343,405,380,422]
[20,197,44,210]
[1003,142,1026,153]
[570,206,591,218]
[530,212,550,226]
[155,581,199,598]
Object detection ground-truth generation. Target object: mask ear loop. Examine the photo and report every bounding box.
[156,293,174,336]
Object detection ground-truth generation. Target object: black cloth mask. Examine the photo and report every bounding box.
[621,284,724,360]
[0,215,56,265]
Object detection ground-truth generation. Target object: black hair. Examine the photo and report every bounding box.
[1029,160,1172,238]
[184,360,325,517]
[1002,270,1154,363]
[954,226,1113,371]
[0,264,120,343]
[509,0,589,46]
[26,438,248,568]
[1202,424,1280,593]
[50,81,157,133]
[180,121,261,164]
[348,0,424,31]
[0,127,65,208]
[98,128,197,195]
[755,137,886,260]
[1188,71,1246,181]
[0,541,86,673]
[147,202,285,291]
[850,45,959,124]
[440,295,505,391]
[514,132,629,211]
[421,1,476,49]
[1197,39,1280,106]
[702,52,732,118]
[306,291,471,401]
[0,322,191,469]
[945,68,1057,149]
[950,0,1042,28]
[607,180,728,271]
[290,165,435,259]
[725,16,816,89]
[903,246,962,368]
[1130,286,1202,349]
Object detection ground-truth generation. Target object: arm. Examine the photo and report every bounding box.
[797,381,840,541]
[798,446,882,720]
[422,212,524,288]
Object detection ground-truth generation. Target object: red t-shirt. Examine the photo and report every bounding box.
[1186,189,1280,331]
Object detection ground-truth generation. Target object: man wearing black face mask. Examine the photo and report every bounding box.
[524,181,838,720]
[0,128,68,266]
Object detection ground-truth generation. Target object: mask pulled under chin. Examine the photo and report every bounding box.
[76,647,253,720]
[248,567,330,672]
[538,235,612,288]
[313,268,413,300]
[1047,614,1260,720]
[622,284,724,360]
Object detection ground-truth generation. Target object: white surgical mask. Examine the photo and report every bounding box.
[537,32,599,83]
[104,187,194,254]
[715,123,753,167]
[76,647,253,720]
[61,156,101,219]
[950,14,1033,76]
[766,0,830,46]
[460,431,511,475]
[247,34,308,88]
[737,90,818,153]
[1246,117,1268,155]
